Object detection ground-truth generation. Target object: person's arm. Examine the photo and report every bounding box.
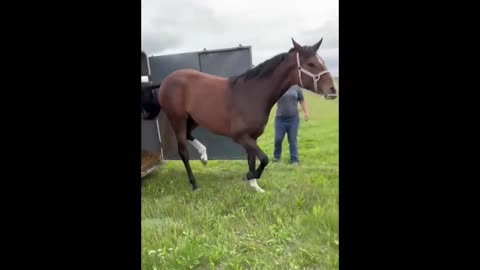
[300,100,309,121]
[297,87,309,121]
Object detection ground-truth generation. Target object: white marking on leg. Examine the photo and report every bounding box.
[188,139,208,164]
[247,179,265,193]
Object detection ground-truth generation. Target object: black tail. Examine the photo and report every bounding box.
[141,83,161,91]
[141,82,162,120]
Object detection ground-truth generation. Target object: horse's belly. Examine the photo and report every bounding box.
[183,79,230,135]
[192,110,230,136]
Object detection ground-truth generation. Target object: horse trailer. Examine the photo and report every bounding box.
[141,51,164,178]
[141,46,253,178]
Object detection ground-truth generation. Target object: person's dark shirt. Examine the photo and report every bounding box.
[276,85,304,117]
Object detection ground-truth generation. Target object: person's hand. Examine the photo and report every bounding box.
[304,113,309,121]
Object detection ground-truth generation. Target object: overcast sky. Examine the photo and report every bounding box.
[141,0,339,76]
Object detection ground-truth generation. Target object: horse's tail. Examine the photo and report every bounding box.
[141,82,162,120]
[142,83,161,91]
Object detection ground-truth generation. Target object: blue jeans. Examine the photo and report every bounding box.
[273,115,299,162]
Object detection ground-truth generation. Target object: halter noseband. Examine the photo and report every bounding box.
[296,52,330,93]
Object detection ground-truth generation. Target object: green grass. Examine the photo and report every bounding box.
[142,90,339,270]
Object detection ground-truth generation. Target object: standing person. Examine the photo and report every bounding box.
[273,85,309,165]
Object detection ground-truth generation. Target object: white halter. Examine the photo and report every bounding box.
[296,52,330,93]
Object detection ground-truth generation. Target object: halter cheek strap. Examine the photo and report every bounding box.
[296,53,330,93]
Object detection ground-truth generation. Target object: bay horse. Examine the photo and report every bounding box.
[141,38,337,192]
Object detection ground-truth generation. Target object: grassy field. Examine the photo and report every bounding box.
[141,89,339,270]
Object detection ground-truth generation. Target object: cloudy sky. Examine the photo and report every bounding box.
[141,0,339,76]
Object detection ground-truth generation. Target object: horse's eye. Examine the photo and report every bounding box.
[308,63,315,67]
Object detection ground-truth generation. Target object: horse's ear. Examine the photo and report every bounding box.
[291,38,303,52]
[312,38,323,52]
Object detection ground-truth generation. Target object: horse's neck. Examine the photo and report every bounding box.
[234,55,296,116]
[264,58,297,112]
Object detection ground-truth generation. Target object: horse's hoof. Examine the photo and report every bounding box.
[247,179,265,193]
[200,153,208,166]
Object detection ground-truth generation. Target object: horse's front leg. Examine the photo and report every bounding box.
[236,135,268,192]
[254,146,269,179]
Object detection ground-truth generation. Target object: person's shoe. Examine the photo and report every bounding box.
[291,161,299,166]
[273,158,280,162]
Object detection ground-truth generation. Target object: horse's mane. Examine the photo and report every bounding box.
[229,45,317,86]
[229,52,288,86]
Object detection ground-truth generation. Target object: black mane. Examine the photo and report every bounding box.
[229,52,288,86]
[229,45,317,86]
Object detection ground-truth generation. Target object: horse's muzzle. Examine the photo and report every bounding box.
[325,94,337,100]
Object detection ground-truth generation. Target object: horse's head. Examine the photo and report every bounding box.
[289,38,337,100]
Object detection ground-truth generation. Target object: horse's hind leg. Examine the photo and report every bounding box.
[171,117,199,191]
[186,116,208,165]
[178,140,199,191]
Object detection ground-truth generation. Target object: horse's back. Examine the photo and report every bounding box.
[158,69,232,136]
[159,69,228,98]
